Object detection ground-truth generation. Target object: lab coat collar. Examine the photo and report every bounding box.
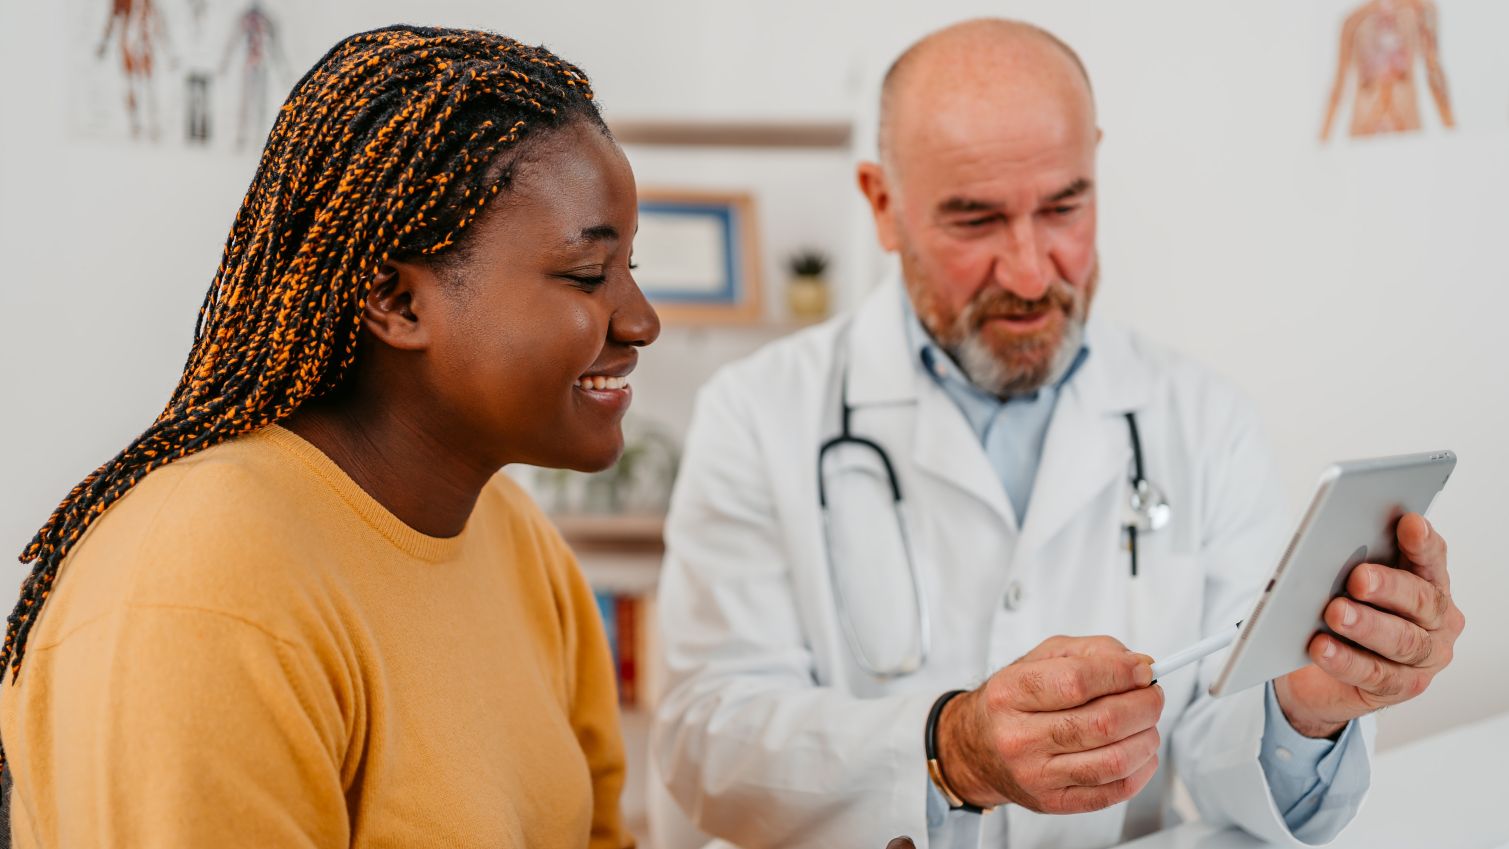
[1021,314,1157,550]
[1072,312,1154,416]
[843,275,1158,541]
[843,276,920,407]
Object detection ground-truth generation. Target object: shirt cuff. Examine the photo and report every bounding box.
[1260,680,1368,840]
[925,777,983,849]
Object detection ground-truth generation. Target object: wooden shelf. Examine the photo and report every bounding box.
[609,118,852,149]
[551,513,665,553]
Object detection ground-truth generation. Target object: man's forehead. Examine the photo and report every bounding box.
[890,91,1096,194]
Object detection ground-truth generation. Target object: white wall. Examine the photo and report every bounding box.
[2,0,1506,752]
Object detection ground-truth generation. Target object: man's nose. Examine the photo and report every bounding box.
[992,219,1052,301]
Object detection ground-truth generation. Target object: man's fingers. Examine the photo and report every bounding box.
[1046,725,1160,788]
[1347,561,1452,631]
[1039,685,1164,754]
[1309,633,1428,703]
[1023,634,1131,662]
[1042,755,1160,814]
[1325,597,1439,668]
[999,654,1153,712]
[1396,513,1449,589]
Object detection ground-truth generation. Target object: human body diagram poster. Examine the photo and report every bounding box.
[1320,0,1456,142]
[69,0,298,149]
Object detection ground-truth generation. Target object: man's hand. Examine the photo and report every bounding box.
[934,636,1162,814]
[1275,513,1465,738]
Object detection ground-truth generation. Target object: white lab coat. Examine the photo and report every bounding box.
[650,278,1374,849]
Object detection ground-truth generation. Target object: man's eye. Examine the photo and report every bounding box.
[566,275,607,289]
[958,215,998,228]
[1046,205,1079,216]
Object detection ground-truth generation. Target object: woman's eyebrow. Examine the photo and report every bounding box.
[566,224,620,246]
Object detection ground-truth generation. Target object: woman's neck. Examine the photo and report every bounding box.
[282,395,498,539]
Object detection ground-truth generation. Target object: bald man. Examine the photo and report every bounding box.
[651,19,1462,849]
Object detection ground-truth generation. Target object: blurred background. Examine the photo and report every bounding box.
[2,0,1506,843]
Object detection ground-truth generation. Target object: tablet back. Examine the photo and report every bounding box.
[1210,451,1456,697]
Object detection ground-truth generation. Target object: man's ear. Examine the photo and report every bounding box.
[362,260,434,352]
[856,160,901,254]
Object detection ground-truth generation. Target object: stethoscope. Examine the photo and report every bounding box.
[818,357,1172,679]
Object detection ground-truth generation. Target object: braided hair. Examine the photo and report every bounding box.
[5,25,605,729]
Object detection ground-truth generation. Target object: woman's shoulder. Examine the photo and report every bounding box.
[476,471,570,557]
[475,472,599,597]
[119,429,340,546]
[46,431,359,639]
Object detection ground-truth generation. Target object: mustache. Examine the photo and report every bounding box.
[964,279,1080,324]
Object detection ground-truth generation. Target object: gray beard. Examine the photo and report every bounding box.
[949,314,1086,398]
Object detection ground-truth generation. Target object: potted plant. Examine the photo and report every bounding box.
[786,248,831,321]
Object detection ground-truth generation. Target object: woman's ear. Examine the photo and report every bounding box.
[362,261,433,351]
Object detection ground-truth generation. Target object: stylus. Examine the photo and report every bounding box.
[1150,622,1242,681]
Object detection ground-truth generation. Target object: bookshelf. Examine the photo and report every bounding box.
[609,118,852,149]
[553,513,666,551]
[555,513,664,594]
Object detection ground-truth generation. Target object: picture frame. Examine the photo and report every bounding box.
[633,188,763,324]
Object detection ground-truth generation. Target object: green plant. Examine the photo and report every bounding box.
[788,248,829,278]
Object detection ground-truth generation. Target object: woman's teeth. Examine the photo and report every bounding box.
[576,375,628,391]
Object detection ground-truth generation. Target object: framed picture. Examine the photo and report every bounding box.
[634,189,763,324]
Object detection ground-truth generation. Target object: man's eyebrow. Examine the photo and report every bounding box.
[935,179,1093,216]
[1044,178,1093,204]
[936,196,1001,215]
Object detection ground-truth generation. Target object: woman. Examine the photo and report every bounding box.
[0,25,656,848]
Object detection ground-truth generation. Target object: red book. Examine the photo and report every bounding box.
[616,595,637,708]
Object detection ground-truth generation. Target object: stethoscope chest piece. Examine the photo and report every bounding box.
[1128,477,1172,533]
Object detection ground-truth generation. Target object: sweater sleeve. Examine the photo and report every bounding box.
[13,603,348,848]
[552,533,633,849]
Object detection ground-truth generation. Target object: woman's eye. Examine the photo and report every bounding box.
[566,274,607,289]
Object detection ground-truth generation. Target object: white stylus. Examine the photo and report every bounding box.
[1150,622,1243,680]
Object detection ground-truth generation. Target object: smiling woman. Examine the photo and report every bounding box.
[0,24,656,849]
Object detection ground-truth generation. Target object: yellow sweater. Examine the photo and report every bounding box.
[0,426,629,849]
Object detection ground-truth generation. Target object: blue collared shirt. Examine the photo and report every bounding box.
[903,298,1363,841]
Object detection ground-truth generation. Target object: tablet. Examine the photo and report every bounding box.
[1209,450,1456,697]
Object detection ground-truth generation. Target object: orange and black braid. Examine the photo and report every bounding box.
[4,25,603,760]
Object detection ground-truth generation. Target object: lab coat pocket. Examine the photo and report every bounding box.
[1129,551,1206,709]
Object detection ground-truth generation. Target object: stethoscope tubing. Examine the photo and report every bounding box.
[818,350,1169,678]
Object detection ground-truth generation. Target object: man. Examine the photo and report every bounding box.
[651,19,1463,849]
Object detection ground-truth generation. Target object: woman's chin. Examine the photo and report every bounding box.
[562,439,624,475]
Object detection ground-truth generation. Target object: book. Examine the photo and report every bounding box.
[616,595,637,707]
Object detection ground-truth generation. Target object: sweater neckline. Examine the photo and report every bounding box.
[256,424,470,562]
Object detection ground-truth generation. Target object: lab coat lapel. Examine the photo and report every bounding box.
[1018,317,1154,555]
[912,380,1017,529]
[845,279,1016,530]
